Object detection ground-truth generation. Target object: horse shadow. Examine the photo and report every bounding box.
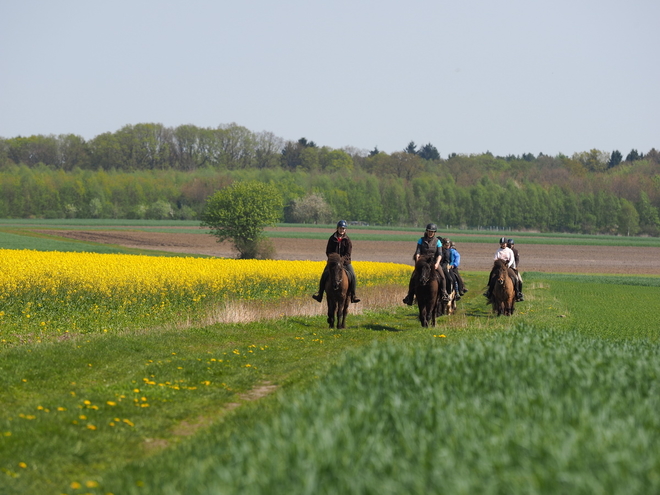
[363,323,403,332]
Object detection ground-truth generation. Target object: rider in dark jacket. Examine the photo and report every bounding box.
[402,223,449,305]
[312,220,360,303]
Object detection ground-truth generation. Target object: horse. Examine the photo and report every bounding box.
[491,259,515,316]
[438,267,457,316]
[437,280,456,316]
[324,252,350,329]
[414,257,439,327]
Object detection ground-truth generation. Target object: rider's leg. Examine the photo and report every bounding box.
[403,271,416,305]
[312,267,328,302]
[345,264,360,303]
[513,269,524,301]
[438,266,450,301]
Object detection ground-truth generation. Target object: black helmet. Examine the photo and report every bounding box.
[499,237,507,244]
[426,223,437,232]
[508,238,514,245]
[443,237,451,245]
[337,220,347,228]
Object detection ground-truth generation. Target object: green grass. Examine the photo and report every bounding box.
[100,328,660,495]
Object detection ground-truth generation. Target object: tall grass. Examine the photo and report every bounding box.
[97,326,660,495]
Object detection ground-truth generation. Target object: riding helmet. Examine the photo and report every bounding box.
[337,220,347,228]
[499,237,507,244]
[426,223,437,232]
[508,238,514,245]
[443,237,451,245]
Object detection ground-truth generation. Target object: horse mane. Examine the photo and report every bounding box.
[327,252,342,265]
[493,259,508,271]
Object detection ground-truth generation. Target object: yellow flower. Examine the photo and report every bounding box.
[18,462,27,469]
[70,481,82,489]
[107,401,117,406]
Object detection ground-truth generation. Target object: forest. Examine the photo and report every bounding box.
[1,122,659,236]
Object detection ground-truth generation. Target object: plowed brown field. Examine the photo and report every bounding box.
[44,227,660,275]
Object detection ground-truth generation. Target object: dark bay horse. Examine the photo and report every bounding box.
[491,259,515,316]
[325,252,350,328]
[414,258,439,327]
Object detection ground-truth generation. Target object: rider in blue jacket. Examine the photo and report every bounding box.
[448,240,467,296]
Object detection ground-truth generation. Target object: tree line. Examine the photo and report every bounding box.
[0,123,659,236]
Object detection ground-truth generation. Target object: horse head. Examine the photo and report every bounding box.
[327,252,344,290]
[416,256,435,285]
[494,259,508,286]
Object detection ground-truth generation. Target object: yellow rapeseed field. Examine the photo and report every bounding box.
[0,249,409,340]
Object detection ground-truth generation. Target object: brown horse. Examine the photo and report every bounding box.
[491,259,515,316]
[414,258,439,327]
[438,268,457,316]
[325,252,350,329]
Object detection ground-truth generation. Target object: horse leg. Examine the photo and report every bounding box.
[338,298,349,329]
[430,301,437,327]
[327,300,335,328]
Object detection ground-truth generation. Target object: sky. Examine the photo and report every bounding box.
[1,0,658,157]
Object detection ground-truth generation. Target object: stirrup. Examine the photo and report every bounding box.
[441,293,450,301]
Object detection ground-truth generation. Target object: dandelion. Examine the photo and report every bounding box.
[86,424,97,430]
[85,480,99,488]
[70,481,82,489]
[107,401,117,406]
[18,462,27,469]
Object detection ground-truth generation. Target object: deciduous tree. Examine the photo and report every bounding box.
[200,181,282,259]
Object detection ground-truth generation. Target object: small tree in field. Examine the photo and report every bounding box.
[201,181,282,259]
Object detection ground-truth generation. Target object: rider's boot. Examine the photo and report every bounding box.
[350,293,361,303]
[312,291,323,302]
[402,292,414,305]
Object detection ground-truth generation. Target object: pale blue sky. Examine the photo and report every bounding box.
[1,0,658,157]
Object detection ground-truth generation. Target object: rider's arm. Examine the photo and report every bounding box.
[413,239,422,261]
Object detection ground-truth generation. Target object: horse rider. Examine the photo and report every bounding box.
[507,238,524,301]
[448,240,467,297]
[441,237,460,300]
[312,220,360,304]
[402,223,449,305]
[483,237,524,302]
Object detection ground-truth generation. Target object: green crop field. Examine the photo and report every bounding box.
[0,223,659,494]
